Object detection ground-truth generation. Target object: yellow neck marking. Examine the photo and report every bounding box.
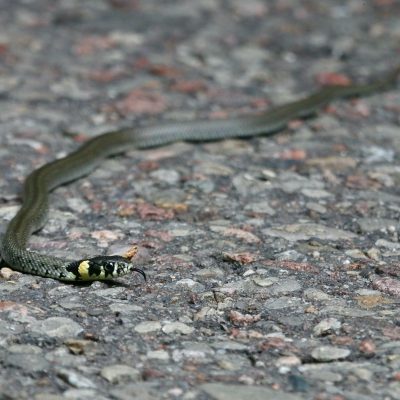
[78,260,91,280]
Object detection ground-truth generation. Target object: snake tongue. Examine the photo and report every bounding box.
[131,266,147,281]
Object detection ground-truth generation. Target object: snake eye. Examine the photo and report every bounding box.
[104,262,115,276]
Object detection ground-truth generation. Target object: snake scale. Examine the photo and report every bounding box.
[1,65,399,281]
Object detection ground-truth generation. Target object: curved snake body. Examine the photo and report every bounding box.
[1,66,399,280]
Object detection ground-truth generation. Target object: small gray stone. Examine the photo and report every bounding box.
[352,367,374,381]
[149,168,181,184]
[313,318,341,336]
[320,305,374,317]
[200,383,302,400]
[175,278,205,292]
[110,383,160,400]
[162,322,194,335]
[303,368,343,382]
[194,161,233,176]
[270,279,302,295]
[356,218,398,233]
[134,321,162,334]
[9,344,42,354]
[301,188,332,198]
[275,249,306,262]
[264,296,301,310]
[386,381,400,399]
[277,315,306,327]
[28,317,83,338]
[146,350,170,360]
[210,341,248,351]
[109,303,144,314]
[362,145,395,163]
[182,341,215,354]
[94,287,126,299]
[6,353,49,372]
[34,394,64,400]
[306,202,327,214]
[172,349,209,363]
[375,239,400,250]
[45,347,86,367]
[244,201,275,215]
[57,368,97,389]
[252,276,278,287]
[304,288,332,301]
[216,354,252,371]
[62,389,110,400]
[195,267,225,280]
[311,346,351,361]
[56,295,86,310]
[101,364,140,383]
[232,173,270,195]
[345,249,368,259]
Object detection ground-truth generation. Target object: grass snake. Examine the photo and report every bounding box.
[1,65,399,281]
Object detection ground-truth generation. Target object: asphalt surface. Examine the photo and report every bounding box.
[0,1,399,399]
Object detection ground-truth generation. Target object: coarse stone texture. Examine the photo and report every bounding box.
[0,0,399,399]
[200,383,303,400]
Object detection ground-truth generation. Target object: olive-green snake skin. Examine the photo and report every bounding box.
[1,66,399,281]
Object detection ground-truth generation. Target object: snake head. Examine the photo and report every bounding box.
[65,255,146,281]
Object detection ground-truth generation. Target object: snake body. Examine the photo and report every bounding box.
[1,66,399,280]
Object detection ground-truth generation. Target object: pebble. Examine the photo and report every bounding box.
[149,168,181,184]
[244,201,276,215]
[320,305,375,318]
[109,303,144,314]
[264,296,301,310]
[45,347,86,367]
[275,249,306,262]
[311,346,351,361]
[172,349,208,363]
[134,321,162,334]
[110,383,160,400]
[306,201,327,214]
[100,364,140,383]
[62,389,110,400]
[252,276,278,287]
[146,350,170,360]
[56,368,97,389]
[210,341,248,351]
[93,287,126,299]
[269,279,302,295]
[195,267,225,280]
[28,317,83,338]
[200,383,302,400]
[301,188,332,199]
[303,368,343,383]
[357,218,399,233]
[162,322,194,335]
[303,288,332,301]
[313,318,341,336]
[275,355,302,367]
[345,249,368,259]
[6,352,49,372]
[375,239,400,250]
[175,278,205,292]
